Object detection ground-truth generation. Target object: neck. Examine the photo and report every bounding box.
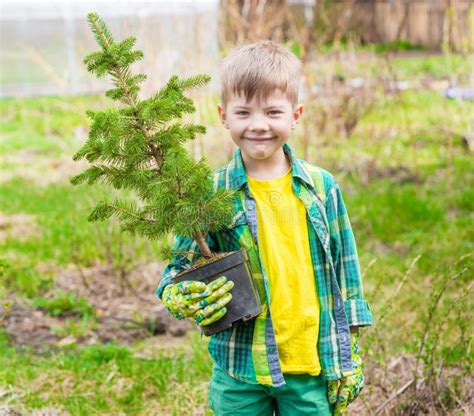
[243,148,291,180]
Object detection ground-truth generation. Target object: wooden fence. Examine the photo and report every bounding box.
[349,0,472,50]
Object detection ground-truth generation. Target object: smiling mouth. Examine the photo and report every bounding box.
[244,137,276,141]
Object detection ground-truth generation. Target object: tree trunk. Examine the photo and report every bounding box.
[194,232,212,258]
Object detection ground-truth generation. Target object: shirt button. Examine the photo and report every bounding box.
[247,204,255,211]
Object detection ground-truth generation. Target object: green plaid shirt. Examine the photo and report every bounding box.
[156,142,373,386]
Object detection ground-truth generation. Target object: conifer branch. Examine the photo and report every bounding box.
[87,12,114,50]
[87,13,140,108]
[73,13,234,261]
[107,203,158,224]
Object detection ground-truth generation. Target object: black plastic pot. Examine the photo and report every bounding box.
[172,249,262,336]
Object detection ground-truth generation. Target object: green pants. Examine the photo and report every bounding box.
[208,365,333,415]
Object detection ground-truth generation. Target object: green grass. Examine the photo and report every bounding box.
[33,291,95,318]
[309,51,471,83]
[0,177,157,295]
[1,51,473,413]
[0,330,214,415]
[373,39,426,53]
[389,53,471,79]
[0,95,107,155]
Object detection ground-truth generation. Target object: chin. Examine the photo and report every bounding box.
[252,150,272,159]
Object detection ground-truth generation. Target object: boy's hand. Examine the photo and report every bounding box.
[327,332,364,415]
[162,276,234,326]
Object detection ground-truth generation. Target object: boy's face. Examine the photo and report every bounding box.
[218,89,303,166]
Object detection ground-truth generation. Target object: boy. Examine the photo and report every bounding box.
[156,40,373,415]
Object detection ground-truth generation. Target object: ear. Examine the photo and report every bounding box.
[291,104,304,129]
[218,104,229,129]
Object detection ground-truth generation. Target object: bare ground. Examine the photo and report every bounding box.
[2,261,193,352]
[0,214,42,244]
[353,354,473,415]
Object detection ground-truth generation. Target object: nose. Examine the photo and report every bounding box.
[248,114,270,132]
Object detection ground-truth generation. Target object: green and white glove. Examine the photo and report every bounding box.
[162,276,234,326]
[327,332,365,415]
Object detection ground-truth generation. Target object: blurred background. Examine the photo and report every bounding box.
[1,1,473,415]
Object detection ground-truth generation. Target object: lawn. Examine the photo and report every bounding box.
[1,51,473,415]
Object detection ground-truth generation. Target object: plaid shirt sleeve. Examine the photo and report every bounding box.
[326,180,373,327]
[156,233,217,300]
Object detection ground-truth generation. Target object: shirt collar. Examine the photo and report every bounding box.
[226,142,314,191]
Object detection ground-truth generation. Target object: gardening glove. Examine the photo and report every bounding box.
[162,276,234,326]
[327,331,365,415]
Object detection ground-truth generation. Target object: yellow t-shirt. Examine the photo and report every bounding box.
[247,168,321,375]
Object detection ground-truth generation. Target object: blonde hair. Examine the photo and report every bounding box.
[220,40,303,108]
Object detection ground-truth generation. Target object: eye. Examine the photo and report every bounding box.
[268,110,282,115]
[236,111,249,116]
